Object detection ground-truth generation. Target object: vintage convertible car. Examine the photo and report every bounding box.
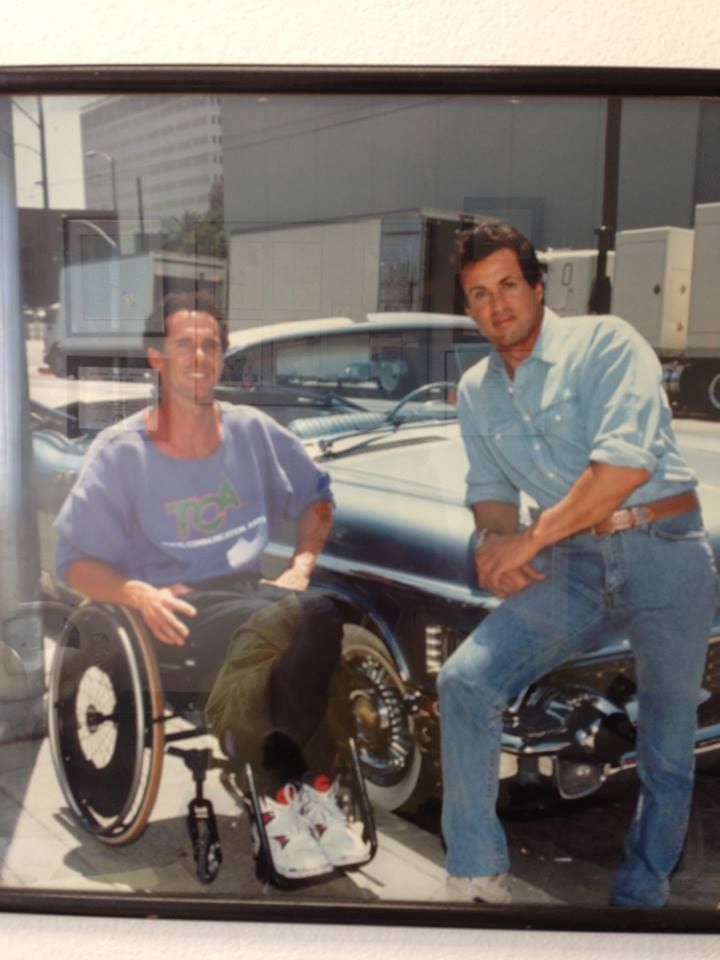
[31,381,720,814]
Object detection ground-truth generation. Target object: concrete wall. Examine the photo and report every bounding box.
[221,96,706,251]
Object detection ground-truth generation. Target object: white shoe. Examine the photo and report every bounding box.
[299,774,370,868]
[253,783,333,880]
[440,873,513,905]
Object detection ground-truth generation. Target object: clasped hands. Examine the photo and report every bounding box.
[475,529,545,598]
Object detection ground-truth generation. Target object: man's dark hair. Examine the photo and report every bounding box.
[144,289,229,351]
[455,220,544,291]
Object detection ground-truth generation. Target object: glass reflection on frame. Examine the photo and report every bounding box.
[2,74,720,928]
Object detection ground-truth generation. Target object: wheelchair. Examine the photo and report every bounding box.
[46,600,378,887]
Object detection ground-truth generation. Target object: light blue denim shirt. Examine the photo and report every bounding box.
[457,308,697,510]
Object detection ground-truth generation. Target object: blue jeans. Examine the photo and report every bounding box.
[438,511,717,907]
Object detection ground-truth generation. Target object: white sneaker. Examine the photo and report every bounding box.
[299,774,370,868]
[441,873,513,905]
[253,783,333,880]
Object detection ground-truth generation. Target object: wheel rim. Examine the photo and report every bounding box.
[707,372,720,412]
[48,606,164,842]
[346,647,416,790]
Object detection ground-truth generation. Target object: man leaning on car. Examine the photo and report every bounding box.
[437,220,718,907]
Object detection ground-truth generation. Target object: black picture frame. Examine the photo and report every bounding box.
[2,64,720,933]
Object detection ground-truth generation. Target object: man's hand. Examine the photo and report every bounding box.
[262,566,311,592]
[475,531,545,598]
[261,499,333,593]
[126,581,197,646]
[67,559,198,646]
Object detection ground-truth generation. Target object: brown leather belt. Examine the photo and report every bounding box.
[583,490,700,536]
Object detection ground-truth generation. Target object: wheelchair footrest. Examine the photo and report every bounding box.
[243,737,377,889]
[187,797,223,884]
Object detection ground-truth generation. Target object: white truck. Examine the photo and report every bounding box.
[226,209,480,330]
[610,204,720,417]
[45,251,226,378]
[539,248,615,317]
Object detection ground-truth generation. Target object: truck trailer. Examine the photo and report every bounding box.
[45,251,226,378]
[611,204,720,417]
[226,209,481,331]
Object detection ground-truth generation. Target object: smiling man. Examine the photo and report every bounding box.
[53,290,368,880]
[437,220,718,907]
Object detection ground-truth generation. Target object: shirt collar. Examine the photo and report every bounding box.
[530,307,561,365]
[487,306,560,374]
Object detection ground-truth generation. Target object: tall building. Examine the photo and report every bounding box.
[81,94,223,241]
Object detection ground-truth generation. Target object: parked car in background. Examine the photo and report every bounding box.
[224,313,490,402]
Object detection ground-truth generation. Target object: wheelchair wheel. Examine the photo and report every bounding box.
[48,604,165,845]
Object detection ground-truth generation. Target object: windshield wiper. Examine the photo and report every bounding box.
[316,381,457,458]
[318,420,401,458]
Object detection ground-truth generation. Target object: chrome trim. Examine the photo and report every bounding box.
[608,724,720,774]
[553,756,610,800]
[503,724,720,773]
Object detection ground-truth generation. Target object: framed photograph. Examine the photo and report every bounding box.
[2,65,720,933]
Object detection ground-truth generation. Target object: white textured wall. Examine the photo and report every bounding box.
[4,1,720,957]
[4,0,720,66]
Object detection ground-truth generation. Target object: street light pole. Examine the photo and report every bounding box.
[11,96,49,209]
[589,97,623,314]
[36,97,49,212]
[85,148,118,213]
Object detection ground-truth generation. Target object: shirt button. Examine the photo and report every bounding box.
[533,442,540,451]
[547,471,556,479]
[495,433,502,440]
[523,415,531,423]
[554,414,562,422]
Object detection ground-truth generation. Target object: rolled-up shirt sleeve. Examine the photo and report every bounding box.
[582,320,665,474]
[458,382,520,508]
[259,416,334,520]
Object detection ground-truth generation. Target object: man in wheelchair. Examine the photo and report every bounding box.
[52,290,370,882]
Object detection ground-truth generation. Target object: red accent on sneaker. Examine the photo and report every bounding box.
[273,835,290,849]
[311,774,332,792]
[274,785,295,804]
[262,811,274,825]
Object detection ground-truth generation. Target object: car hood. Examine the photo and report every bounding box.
[315,423,489,598]
[313,419,720,599]
[319,421,468,501]
[324,418,720,529]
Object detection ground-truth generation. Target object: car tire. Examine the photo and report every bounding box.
[342,625,422,811]
[702,368,720,419]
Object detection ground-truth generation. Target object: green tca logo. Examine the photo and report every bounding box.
[166,475,244,539]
